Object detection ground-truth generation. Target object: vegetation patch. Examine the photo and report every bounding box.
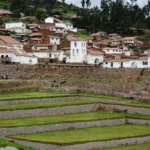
[78,93,131,101]
[9,125,150,145]
[0,111,149,127]
[0,92,76,101]
[75,32,92,39]
[0,111,126,127]
[0,138,33,150]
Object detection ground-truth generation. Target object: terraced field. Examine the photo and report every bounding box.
[9,125,150,145]
[0,92,149,150]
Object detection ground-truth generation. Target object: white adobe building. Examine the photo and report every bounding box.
[102,47,123,54]
[5,22,31,34]
[66,40,87,63]
[0,36,37,64]
[49,36,60,45]
[60,39,104,65]
[86,50,104,65]
[45,17,77,32]
[103,58,148,68]
[122,37,137,46]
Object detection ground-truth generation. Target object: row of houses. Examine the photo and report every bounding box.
[0,11,150,67]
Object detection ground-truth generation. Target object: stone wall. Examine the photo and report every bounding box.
[0,104,100,119]
[0,64,143,82]
[10,135,150,150]
[0,118,126,137]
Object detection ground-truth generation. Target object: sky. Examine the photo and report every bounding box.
[62,0,148,8]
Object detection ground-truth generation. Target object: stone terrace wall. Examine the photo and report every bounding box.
[0,64,143,82]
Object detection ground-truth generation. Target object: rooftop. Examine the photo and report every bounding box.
[0,36,22,45]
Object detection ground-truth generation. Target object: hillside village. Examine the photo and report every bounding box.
[1,1,150,150]
[0,8,150,68]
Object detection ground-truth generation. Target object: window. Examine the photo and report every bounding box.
[74,42,77,47]
[73,49,74,54]
[111,62,113,67]
[52,38,54,40]
[77,49,79,53]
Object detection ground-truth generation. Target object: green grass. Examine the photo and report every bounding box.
[0,138,33,150]
[0,99,100,111]
[9,125,150,145]
[0,111,127,127]
[75,32,92,39]
[93,142,150,150]
[0,111,150,127]
[79,93,131,101]
[0,92,76,101]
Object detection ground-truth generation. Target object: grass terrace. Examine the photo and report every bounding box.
[0,92,131,101]
[9,125,150,145]
[0,111,149,127]
[0,92,76,101]
[79,93,131,101]
[0,111,126,127]
[0,138,33,150]
[0,99,100,111]
[93,142,150,150]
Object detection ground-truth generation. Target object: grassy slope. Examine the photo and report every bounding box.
[0,92,75,101]
[9,125,150,145]
[0,111,149,127]
[75,32,92,39]
[0,99,100,111]
[0,138,33,150]
[93,142,150,150]
[0,111,126,127]
[0,92,130,101]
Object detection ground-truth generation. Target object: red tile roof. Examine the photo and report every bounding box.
[0,36,22,45]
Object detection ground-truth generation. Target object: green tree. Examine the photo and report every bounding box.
[86,0,91,8]
[36,8,47,21]
[81,0,85,8]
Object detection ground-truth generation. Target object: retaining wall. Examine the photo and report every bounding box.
[0,104,100,119]
[0,118,126,137]
[10,135,150,150]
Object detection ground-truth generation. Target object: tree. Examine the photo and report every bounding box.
[62,0,65,5]
[36,8,47,21]
[86,0,91,8]
[10,0,28,17]
[81,0,85,8]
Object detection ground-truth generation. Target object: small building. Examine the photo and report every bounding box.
[102,47,123,54]
[86,50,104,65]
[91,31,107,38]
[0,36,37,64]
[108,33,121,40]
[103,57,148,68]
[0,9,13,18]
[5,22,31,34]
[49,36,60,45]
[122,37,137,46]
